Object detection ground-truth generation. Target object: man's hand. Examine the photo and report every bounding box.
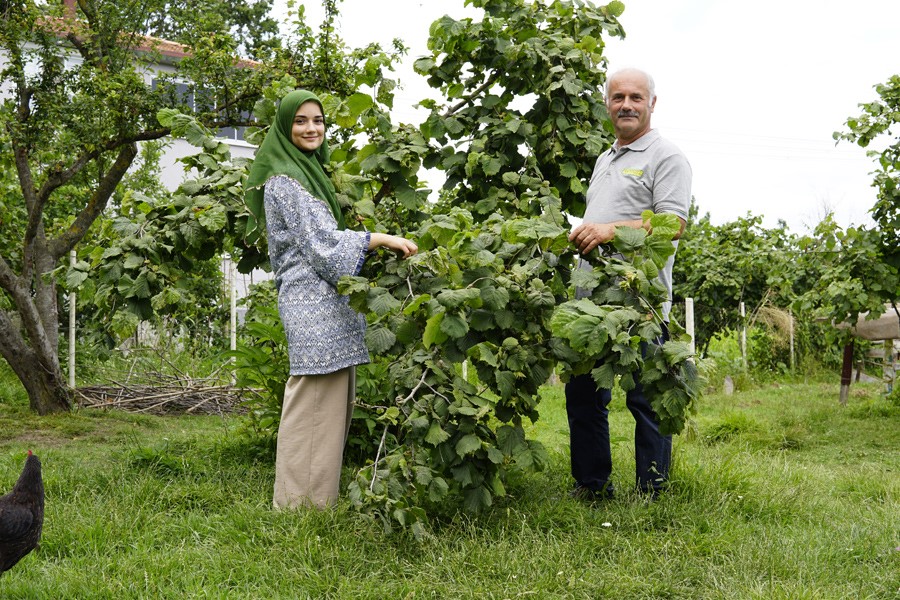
[568,222,617,254]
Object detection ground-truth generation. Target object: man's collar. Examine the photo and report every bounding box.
[612,128,659,153]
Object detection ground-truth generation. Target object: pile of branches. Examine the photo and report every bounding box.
[75,354,248,415]
[76,378,246,415]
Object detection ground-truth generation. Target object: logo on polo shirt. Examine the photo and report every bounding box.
[622,168,644,177]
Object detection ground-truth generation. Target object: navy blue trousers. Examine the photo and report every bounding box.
[565,336,672,494]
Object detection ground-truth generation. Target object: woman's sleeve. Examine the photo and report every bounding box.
[267,176,370,286]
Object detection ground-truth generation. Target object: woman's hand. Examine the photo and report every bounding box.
[369,233,418,259]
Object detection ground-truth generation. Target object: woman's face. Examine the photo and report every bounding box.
[290,100,325,151]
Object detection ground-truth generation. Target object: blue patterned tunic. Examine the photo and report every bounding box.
[264,175,371,375]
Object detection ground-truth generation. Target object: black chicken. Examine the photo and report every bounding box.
[0,451,44,576]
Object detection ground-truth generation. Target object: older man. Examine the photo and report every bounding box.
[566,68,692,500]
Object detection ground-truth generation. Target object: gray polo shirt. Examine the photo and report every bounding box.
[581,129,692,319]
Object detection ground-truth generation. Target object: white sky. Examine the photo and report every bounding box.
[284,0,900,232]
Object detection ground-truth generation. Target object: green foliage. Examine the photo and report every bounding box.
[162,0,699,533]
[140,0,281,60]
[330,1,700,531]
[0,0,407,413]
[673,208,803,354]
[0,0,298,412]
[744,325,789,375]
[809,73,900,332]
[340,189,566,533]
[414,0,623,217]
[835,73,900,267]
[550,213,702,435]
[225,281,287,450]
[67,127,240,337]
[795,215,898,343]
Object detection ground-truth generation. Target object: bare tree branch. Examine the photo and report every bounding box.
[48,142,139,260]
[441,72,501,119]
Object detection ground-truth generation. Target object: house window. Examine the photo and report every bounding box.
[217,111,250,143]
[152,78,247,142]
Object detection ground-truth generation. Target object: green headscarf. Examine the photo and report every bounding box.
[244,89,345,243]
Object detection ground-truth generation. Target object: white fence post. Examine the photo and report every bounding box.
[68,249,76,389]
[225,254,237,385]
[740,301,747,369]
[789,308,795,371]
[685,297,695,359]
[885,340,895,394]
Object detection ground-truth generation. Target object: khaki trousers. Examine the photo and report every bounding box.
[273,367,355,509]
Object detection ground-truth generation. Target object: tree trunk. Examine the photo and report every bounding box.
[9,351,72,415]
[0,269,73,415]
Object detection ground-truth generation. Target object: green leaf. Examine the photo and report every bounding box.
[495,310,516,329]
[425,421,451,446]
[662,340,694,365]
[365,326,396,354]
[502,219,567,244]
[414,466,433,486]
[423,311,448,348]
[66,270,88,289]
[644,235,676,268]
[440,313,470,338]
[414,57,436,73]
[469,310,495,331]
[403,293,432,315]
[455,433,481,457]
[495,371,516,399]
[346,92,374,117]
[437,288,482,309]
[428,477,449,502]
[150,287,182,311]
[497,424,526,456]
[396,185,419,209]
[451,463,476,488]
[197,204,227,231]
[480,285,509,310]
[605,0,625,17]
[369,288,401,316]
[463,486,492,512]
[130,271,152,299]
[569,315,607,353]
[482,156,503,176]
[570,267,601,291]
[612,226,647,253]
[468,342,499,367]
[123,253,145,270]
[591,363,616,389]
[646,212,682,239]
[502,172,521,185]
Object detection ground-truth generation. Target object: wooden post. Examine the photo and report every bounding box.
[685,297,695,359]
[839,340,854,406]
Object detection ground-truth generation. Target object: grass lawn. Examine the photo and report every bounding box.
[0,368,897,599]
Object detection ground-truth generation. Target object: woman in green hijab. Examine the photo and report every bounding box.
[245,89,417,509]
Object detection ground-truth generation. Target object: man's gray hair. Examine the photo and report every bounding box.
[604,68,656,103]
